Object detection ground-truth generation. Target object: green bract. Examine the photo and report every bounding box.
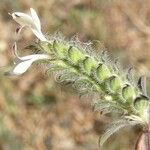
[107,75,122,93]
[68,46,85,65]
[134,96,150,122]
[53,40,69,58]
[82,56,97,75]
[96,64,111,81]
[122,84,136,103]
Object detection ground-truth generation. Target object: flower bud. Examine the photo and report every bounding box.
[96,64,111,81]
[53,40,69,58]
[109,75,122,92]
[134,96,149,111]
[122,84,136,103]
[82,56,97,75]
[134,96,150,123]
[68,46,84,65]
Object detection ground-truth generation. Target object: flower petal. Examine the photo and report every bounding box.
[12,8,48,42]
[31,28,47,42]
[30,8,41,31]
[9,59,34,75]
[12,12,34,27]
[20,54,50,61]
[6,54,50,76]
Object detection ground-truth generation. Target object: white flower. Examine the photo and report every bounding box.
[5,43,50,76]
[11,8,48,42]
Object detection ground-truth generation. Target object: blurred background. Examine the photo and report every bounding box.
[0,0,150,149]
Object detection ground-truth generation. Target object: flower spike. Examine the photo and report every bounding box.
[7,7,150,149]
